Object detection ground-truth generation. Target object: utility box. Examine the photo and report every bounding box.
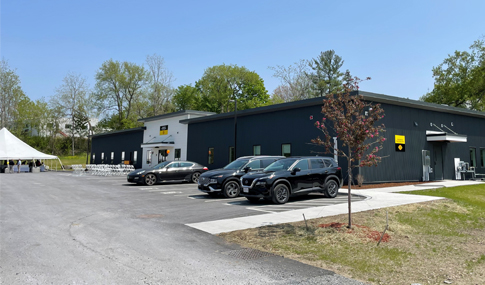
[422,150,431,181]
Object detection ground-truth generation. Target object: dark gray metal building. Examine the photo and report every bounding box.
[182,91,485,183]
[90,127,145,169]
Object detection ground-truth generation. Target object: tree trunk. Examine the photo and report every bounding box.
[347,145,352,229]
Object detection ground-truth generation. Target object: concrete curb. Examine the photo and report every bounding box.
[187,180,484,234]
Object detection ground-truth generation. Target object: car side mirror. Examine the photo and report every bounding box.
[291,167,301,175]
[243,166,251,173]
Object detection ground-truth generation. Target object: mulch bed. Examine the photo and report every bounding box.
[318,222,391,243]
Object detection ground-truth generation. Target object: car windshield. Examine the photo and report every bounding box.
[153,161,171,169]
[223,159,249,170]
[264,158,298,172]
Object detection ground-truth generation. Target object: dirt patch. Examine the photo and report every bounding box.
[344,181,432,189]
[318,222,391,242]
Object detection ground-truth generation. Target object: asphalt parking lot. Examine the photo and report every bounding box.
[1,171,365,285]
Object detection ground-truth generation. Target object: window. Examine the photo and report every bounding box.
[323,159,335,167]
[208,148,214,164]
[481,148,485,168]
[310,159,325,169]
[282,144,291,157]
[175,149,181,160]
[261,159,276,168]
[121,151,125,161]
[246,160,261,170]
[253,145,261,156]
[180,162,194,168]
[146,150,152,164]
[293,159,309,170]
[470,148,476,168]
[167,162,179,168]
[111,152,114,163]
[101,152,104,163]
[92,154,95,163]
[229,147,235,162]
[133,151,138,164]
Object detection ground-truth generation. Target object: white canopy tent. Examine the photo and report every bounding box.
[0,127,63,170]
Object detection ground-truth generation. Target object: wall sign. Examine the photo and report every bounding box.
[160,125,168,135]
[395,135,405,152]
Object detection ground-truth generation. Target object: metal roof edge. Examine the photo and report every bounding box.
[138,110,216,123]
[358,91,485,119]
[179,97,327,124]
[91,126,146,138]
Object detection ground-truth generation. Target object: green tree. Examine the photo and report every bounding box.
[0,59,29,132]
[311,76,386,228]
[94,59,149,130]
[50,72,90,155]
[306,50,346,97]
[173,84,199,111]
[195,64,269,113]
[421,39,485,112]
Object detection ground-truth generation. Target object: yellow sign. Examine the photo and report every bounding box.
[160,125,168,135]
[398,145,403,151]
[395,135,405,144]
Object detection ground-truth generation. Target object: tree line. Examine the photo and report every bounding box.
[1,39,483,155]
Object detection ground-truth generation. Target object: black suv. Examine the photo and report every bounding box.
[239,157,343,204]
[198,156,285,198]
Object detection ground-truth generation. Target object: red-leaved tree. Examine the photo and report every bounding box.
[311,75,386,228]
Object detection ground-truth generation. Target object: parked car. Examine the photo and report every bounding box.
[127,161,208,185]
[197,156,285,198]
[239,156,343,204]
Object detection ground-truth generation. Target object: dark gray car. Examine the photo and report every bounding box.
[127,160,208,185]
[197,156,285,198]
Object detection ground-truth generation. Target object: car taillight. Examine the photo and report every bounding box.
[203,167,208,170]
[337,167,341,170]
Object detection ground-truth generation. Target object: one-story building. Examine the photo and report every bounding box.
[91,91,485,183]
[91,111,214,169]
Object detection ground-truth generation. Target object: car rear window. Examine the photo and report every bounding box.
[261,159,277,168]
[323,159,335,167]
[180,162,194,167]
[246,160,262,170]
[310,159,325,169]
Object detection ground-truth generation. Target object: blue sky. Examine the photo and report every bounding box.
[2,0,484,103]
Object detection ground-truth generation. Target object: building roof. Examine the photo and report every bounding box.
[91,127,146,138]
[138,110,215,123]
[180,91,485,124]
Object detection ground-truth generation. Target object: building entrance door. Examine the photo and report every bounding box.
[158,149,168,163]
[434,145,443,180]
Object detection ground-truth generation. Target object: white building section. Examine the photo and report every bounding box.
[139,111,214,169]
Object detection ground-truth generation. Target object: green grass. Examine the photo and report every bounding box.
[47,155,90,170]
[221,183,485,284]
[401,184,485,208]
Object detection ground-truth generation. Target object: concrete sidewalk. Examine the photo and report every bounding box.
[187,180,484,234]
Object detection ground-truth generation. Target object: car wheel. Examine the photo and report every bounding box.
[144,174,157,186]
[324,180,339,198]
[191,172,201,183]
[223,181,240,198]
[272,184,290,204]
[246,197,260,203]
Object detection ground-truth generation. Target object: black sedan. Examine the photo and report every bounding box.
[239,157,343,204]
[127,161,208,185]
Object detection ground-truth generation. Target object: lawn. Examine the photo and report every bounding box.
[220,184,485,285]
[46,155,90,171]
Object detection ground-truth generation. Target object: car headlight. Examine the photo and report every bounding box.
[136,170,146,175]
[209,175,223,183]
